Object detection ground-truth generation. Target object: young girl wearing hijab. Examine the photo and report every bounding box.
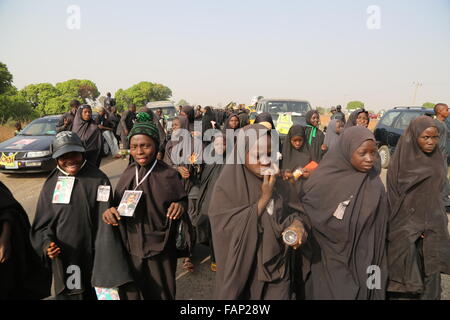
[102,119,189,300]
[281,125,312,200]
[71,104,103,167]
[209,124,308,300]
[386,116,450,300]
[304,110,326,163]
[194,134,226,272]
[344,109,370,129]
[323,119,344,152]
[164,116,203,272]
[31,131,114,300]
[301,126,388,300]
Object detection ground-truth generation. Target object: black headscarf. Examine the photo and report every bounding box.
[223,113,241,131]
[324,119,342,152]
[386,115,450,294]
[181,105,196,131]
[301,126,388,300]
[255,112,275,130]
[344,109,369,129]
[281,125,311,171]
[202,106,216,133]
[304,110,325,163]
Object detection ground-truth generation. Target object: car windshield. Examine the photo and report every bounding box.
[267,101,311,115]
[20,118,58,136]
[151,107,177,118]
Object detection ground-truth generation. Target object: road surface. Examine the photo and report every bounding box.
[0,159,448,300]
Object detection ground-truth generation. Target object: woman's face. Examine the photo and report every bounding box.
[290,136,304,150]
[335,121,344,134]
[350,140,377,172]
[417,127,439,154]
[130,134,157,166]
[172,119,181,132]
[245,135,272,178]
[81,108,92,121]
[228,116,239,129]
[57,152,84,175]
[356,113,369,128]
[213,136,226,155]
[309,113,320,127]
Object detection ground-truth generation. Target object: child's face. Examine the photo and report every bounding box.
[309,113,320,127]
[356,113,369,128]
[172,119,181,132]
[228,116,239,129]
[57,152,84,175]
[130,134,157,167]
[290,136,304,150]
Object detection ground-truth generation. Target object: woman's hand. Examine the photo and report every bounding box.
[282,220,307,250]
[166,202,184,220]
[321,144,328,151]
[177,166,190,179]
[282,170,293,181]
[102,207,121,226]
[0,222,11,263]
[46,242,61,259]
[301,168,310,179]
[258,174,276,215]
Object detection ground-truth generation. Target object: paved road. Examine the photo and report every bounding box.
[1,161,448,299]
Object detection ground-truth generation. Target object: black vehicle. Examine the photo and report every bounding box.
[374,107,450,168]
[0,115,60,173]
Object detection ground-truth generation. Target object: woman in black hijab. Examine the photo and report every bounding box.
[323,119,344,152]
[386,116,450,300]
[194,134,226,271]
[71,104,103,167]
[0,182,51,299]
[202,106,217,133]
[180,105,196,132]
[344,109,370,129]
[301,126,388,300]
[281,125,312,199]
[209,124,308,300]
[304,110,326,163]
[223,113,241,131]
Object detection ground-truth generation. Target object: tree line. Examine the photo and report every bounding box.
[0,62,172,125]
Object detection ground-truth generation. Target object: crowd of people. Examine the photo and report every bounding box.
[0,96,449,301]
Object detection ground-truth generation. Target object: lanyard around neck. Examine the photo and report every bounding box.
[134,160,157,190]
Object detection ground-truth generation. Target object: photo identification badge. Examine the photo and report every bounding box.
[97,185,111,202]
[118,190,143,217]
[52,176,75,204]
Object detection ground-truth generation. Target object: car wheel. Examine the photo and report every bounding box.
[378,145,390,169]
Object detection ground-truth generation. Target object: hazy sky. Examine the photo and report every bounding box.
[1,0,449,111]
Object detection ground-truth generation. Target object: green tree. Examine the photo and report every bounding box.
[114,81,172,111]
[0,94,36,124]
[55,79,100,103]
[422,102,435,109]
[20,83,60,115]
[176,99,189,107]
[0,62,13,95]
[347,101,365,110]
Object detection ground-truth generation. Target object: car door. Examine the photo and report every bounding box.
[375,111,401,146]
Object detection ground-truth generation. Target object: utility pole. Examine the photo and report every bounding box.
[412,82,422,105]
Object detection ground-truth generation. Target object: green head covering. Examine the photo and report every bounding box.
[127,112,160,144]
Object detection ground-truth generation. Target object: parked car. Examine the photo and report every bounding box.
[0,115,60,173]
[146,101,178,132]
[255,99,312,137]
[373,107,446,168]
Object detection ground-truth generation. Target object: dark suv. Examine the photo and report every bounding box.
[374,107,450,168]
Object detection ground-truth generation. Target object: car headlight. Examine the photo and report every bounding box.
[26,150,51,158]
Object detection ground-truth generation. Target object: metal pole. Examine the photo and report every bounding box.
[412,82,422,105]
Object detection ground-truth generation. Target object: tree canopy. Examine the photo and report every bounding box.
[114,81,172,111]
[346,101,365,110]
